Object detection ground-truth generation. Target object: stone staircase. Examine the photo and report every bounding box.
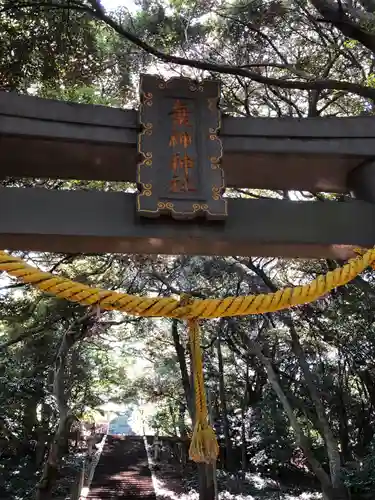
[87,436,156,500]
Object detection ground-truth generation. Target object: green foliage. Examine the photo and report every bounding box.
[149,403,180,435]
[38,84,121,106]
[343,440,375,498]
[249,390,295,472]
[0,1,101,92]
[366,73,375,88]
[344,39,359,49]
[3,1,375,498]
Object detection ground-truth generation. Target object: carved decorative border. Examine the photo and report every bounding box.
[137,74,227,219]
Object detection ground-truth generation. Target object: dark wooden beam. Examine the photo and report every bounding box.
[0,90,137,127]
[222,115,375,138]
[1,188,374,259]
[1,92,374,192]
[4,91,375,138]
[348,161,375,202]
[1,135,361,193]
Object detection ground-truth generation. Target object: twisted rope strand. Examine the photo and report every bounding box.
[2,248,374,464]
[1,249,374,319]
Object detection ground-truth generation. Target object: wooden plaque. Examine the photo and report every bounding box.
[137,74,227,220]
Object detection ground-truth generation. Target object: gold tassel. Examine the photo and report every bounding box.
[188,319,219,464]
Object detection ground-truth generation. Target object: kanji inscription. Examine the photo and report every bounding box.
[169,99,196,194]
[137,74,227,220]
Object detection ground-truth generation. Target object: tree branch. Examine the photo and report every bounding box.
[310,0,375,54]
[229,321,333,493]
[239,63,314,80]
[0,326,45,350]
[5,0,375,101]
[150,270,205,298]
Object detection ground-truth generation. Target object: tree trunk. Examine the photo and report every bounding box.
[198,464,216,500]
[36,414,75,500]
[171,320,216,500]
[337,373,350,461]
[241,259,349,500]
[169,402,178,436]
[217,333,231,470]
[178,403,188,468]
[194,350,216,500]
[36,403,52,468]
[36,327,74,500]
[23,396,39,440]
[36,313,94,500]
[287,320,349,500]
[171,320,194,418]
[240,361,250,475]
[248,336,334,497]
[207,390,219,500]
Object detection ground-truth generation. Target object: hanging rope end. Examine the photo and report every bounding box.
[186,317,219,463]
[189,421,219,464]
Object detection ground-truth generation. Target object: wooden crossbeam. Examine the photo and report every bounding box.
[1,92,373,192]
[1,188,374,259]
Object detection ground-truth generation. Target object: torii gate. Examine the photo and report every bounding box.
[2,75,375,477]
[1,74,375,259]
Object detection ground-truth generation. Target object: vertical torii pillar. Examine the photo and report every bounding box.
[349,161,375,203]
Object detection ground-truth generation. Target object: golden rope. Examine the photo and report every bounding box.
[188,319,219,463]
[1,249,374,319]
[1,247,374,463]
